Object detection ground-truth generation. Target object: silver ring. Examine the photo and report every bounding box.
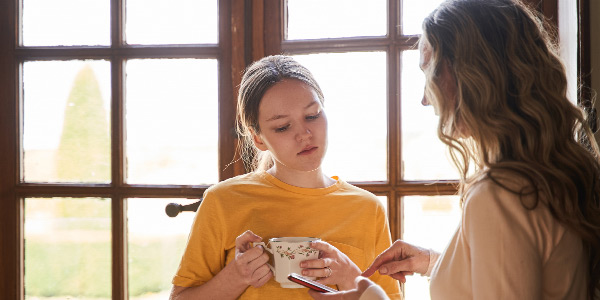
[325,266,332,278]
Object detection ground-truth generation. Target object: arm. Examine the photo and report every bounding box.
[464,183,542,299]
[169,230,272,300]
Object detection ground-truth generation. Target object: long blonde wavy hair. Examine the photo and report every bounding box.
[422,0,600,298]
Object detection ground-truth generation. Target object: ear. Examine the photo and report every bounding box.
[251,130,268,151]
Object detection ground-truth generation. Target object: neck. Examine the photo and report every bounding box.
[266,165,336,188]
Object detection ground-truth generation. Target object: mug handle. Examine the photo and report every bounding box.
[252,242,275,273]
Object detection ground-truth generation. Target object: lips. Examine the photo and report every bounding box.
[298,146,317,155]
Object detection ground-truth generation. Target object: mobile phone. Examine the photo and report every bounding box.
[288,273,337,293]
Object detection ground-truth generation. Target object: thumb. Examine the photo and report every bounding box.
[235,230,263,252]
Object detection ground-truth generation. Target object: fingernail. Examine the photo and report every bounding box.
[302,270,308,276]
[380,267,388,274]
[300,262,307,268]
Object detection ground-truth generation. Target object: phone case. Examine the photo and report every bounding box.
[287,273,338,293]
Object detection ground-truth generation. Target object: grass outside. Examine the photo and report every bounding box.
[25,237,187,299]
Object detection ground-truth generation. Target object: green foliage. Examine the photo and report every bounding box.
[25,240,112,298]
[128,237,188,296]
[55,64,110,182]
[25,237,187,298]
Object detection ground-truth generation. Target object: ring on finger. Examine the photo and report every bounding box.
[324,266,332,278]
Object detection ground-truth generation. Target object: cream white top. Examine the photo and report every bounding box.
[429,178,588,299]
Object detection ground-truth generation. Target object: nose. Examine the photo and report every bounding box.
[421,94,430,106]
[296,127,312,142]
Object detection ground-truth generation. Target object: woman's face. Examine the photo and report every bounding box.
[418,38,457,115]
[252,79,328,173]
[419,37,470,138]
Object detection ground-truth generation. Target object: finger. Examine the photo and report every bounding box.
[235,230,262,252]
[308,289,344,300]
[301,257,335,269]
[377,258,416,275]
[251,264,273,287]
[389,272,407,283]
[302,266,332,279]
[362,247,398,277]
[246,251,270,271]
[237,245,266,263]
[309,241,335,253]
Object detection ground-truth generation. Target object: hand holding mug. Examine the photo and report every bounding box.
[231,230,272,288]
[300,241,361,291]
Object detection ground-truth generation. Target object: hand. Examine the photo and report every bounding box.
[300,241,361,290]
[362,240,429,283]
[308,277,376,300]
[230,230,272,288]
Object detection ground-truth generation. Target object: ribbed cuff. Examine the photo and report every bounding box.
[424,249,441,277]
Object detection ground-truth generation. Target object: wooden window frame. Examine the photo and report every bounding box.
[0,0,589,299]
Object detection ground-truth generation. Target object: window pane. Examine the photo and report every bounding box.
[125,59,218,185]
[293,52,387,182]
[22,0,109,46]
[24,197,111,299]
[401,0,445,35]
[377,196,388,216]
[401,50,457,180]
[22,61,111,183]
[128,198,197,299]
[126,0,218,45]
[287,0,386,40]
[402,195,461,300]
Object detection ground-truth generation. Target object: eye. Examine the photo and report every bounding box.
[306,111,321,121]
[275,124,290,132]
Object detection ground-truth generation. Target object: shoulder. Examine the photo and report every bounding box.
[336,180,385,209]
[463,175,532,214]
[462,177,553,240]
[205,172,268,194]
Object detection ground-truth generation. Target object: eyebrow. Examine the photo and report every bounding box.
[265,101,318,122]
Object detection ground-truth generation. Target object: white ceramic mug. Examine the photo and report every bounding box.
[254,237,320,288]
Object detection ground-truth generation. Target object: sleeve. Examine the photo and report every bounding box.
[368,203,402,300]
[424,249,441,277]
[359,284,391,300]
[464,184,542,299]
[172,190,227,287]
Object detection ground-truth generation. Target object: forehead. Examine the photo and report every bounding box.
[258,79,320,115]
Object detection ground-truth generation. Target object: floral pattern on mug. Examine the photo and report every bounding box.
[276,245,318,260]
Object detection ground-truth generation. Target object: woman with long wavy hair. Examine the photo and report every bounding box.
[310,0,600,299]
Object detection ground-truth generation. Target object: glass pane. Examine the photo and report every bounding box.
[22,61,111,183]
[402,195,461,300]
[126,0,218,45]
[287,0,386,40]
[293,52,387,182]
[401,50,457,180]
[128,198,197,299]
[125,59,218,185]
[24,197,111,299]
[22,0,109,46]
[377,196,388,216]
[401,0,445,35]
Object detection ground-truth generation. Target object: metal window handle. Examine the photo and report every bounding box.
[165,199,203,217]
